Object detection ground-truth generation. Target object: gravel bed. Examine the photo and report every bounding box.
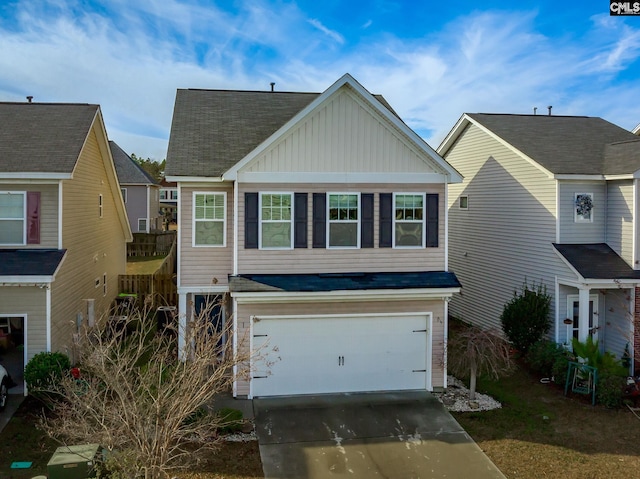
[433,376,502,412]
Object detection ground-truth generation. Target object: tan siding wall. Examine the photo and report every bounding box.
[0,287,47,361]
[179,184,234,287]
[245,90,437,174]
[0,183,58,248]
[606,180,634,266]
[51,128,127,353]
[234,299,446,396]
[445,123,572,332]
[237,183,446,274]
[558,181,607,243]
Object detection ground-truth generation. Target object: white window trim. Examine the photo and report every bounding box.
[393,192,426,249]
[574,192,594,223]
[192,191,227,248]
[121,188,127,203]
[99,194,103,218]
[327,192,361,249]
[138,218,148,233]
[103,273,107,297]
[459,195,468,210]
[259,192,294,250]
[0,190,26,245]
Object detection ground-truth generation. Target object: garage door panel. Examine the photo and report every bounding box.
[252,314,429,397]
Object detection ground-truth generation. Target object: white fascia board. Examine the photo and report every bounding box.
[0,277,54,284]
[0,173,72,180]
[166,176,225,183]
[224,73,463,184]
[554,174,606,181]
[232,287,461,304]
[604,174,635,180]
[581,279,640,288]
[552,248,584,282]
[436,113,468,156]
[177,285,230,295]
[633,123,640,135]
[236,172,449,184]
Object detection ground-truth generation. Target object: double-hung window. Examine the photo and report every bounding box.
[394,193,425,247]
[193,192,226,247]
[328,193,359,248]
[260,193,293,248]
[0,191,25,245]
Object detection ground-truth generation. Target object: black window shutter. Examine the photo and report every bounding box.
[379,193,392,248]
[245,192,258,249]
[361,193,374,248]
[312,193,326,248]
[294,193,308,248]
[426,194,439,247]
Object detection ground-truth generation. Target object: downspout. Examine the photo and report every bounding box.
[58,180,64,249]
[233,180,239,275]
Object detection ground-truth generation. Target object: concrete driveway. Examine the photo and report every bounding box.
[253,390,506,479]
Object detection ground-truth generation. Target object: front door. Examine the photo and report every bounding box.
[567,294,599,342]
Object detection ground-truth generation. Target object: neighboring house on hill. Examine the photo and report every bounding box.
[438,113,640,371]
[110,140,161,233]
[0,102,132,389]
[165,73,462,398]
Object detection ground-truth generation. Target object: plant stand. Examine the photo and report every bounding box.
[564,361,597,405]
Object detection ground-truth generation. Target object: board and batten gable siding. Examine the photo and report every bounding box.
[234,298,446,396]
[605,180,634,267]
[179,184,234,287]
[0,286,47,361]
[0,183,58,249]
[236,183,445,274]
[242,89,438,175]
[558,181,607,244]
[445,123,572,332]
[51,127,127,353]
[124,185,149,232]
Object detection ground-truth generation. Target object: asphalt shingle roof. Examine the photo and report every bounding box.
[0,102,98,173]
[553,243,640,280]
[467,113,640,175]
[165,88,399,178]
[229,271,461,292]
[0,249,66,277]
[110,141,157,185]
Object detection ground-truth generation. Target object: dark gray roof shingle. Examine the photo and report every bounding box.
[468,113,640,175]
[165,88,399,177]
[229,271,461,292]
[110,141,157,185]
[553,243,640,279]
[0,102,98,173]
[0,249,66,277]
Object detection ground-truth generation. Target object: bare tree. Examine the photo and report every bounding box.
[447,324,513,400]
[37,299,252,479]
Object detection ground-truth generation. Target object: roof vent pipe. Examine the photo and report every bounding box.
[533,107,537,115]
[26,96,33,103]
[547,105,552,116]
[270,82,275,92]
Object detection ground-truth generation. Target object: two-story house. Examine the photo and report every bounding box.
[165,74,462,398]
[110,141,161,233]
[438,113,640,371]
[0,102,132,388]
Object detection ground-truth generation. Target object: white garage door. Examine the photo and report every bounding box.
[251,313,431,397]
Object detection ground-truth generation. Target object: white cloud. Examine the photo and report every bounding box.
[307,18,345,45]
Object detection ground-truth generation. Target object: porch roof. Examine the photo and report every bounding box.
[0,249,66,276]
[229,271,461,292]
[552,243,640,280]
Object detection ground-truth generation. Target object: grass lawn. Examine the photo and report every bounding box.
[126,255,167,275]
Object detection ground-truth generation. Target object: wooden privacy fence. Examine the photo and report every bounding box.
[127,231,176,257]
[119,236,177,307]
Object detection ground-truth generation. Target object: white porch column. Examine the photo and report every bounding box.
[578,287,590,342]
[178,292,188,361]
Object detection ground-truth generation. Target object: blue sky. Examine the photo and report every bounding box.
[1,0,639,160]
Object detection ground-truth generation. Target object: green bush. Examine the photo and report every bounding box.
[500,281,551,354]
[552,352,571,385]
[216,407,244,433]
[597,373,627,408]
[525,339,567,378]
[24,351,71,395]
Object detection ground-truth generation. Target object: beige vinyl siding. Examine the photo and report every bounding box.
[244,89,438,175]
[180,184,233,287]
[0,183,58,248]
[237,183,445,274]
[445,123,572,332]
[0,286,47,361]
[234,298,446,396]
[51,127,127,353]
[606,180,634,266]
[558,181,606,243]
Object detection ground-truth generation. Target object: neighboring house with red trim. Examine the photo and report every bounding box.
[110,141,161,233]
[0,102,132,387]
[165,74,462,398]
[439,113,640,371]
